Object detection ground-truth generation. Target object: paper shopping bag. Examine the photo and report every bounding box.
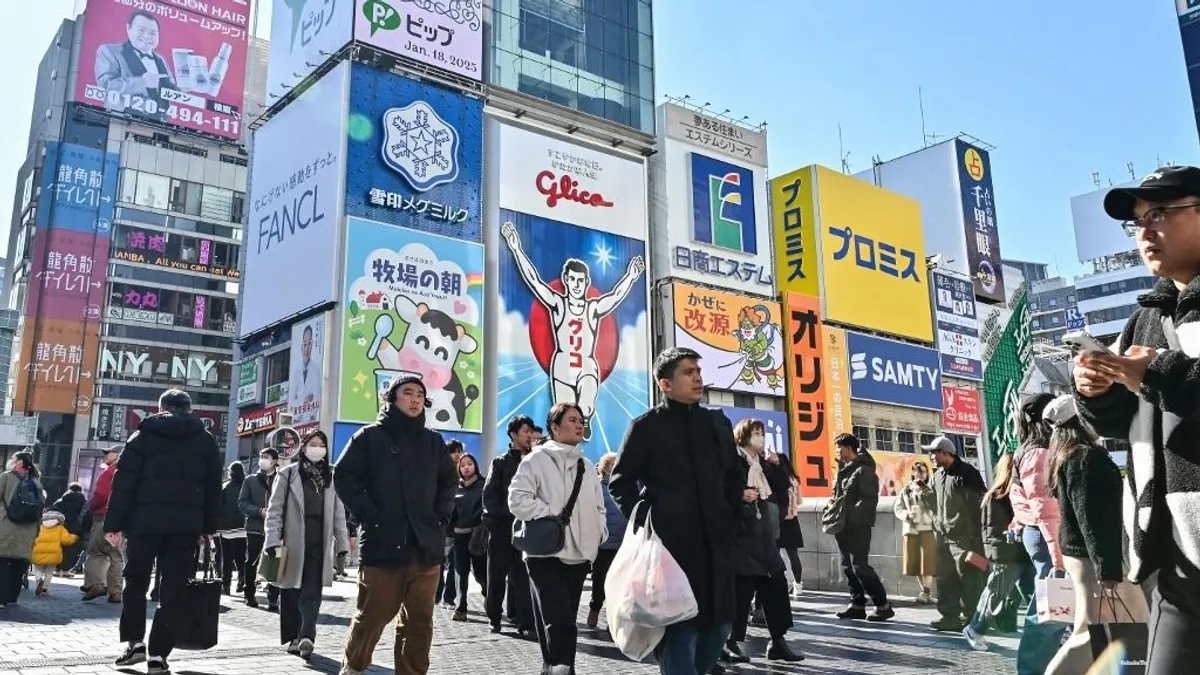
[1035,575,1075,624]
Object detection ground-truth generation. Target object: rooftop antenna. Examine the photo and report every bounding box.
[838,123,851,174]
[1127,162,1136,180]
[919,87,944,147]
[1091,171,1101,187]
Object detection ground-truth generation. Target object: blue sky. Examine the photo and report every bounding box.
[6,1,1198,280]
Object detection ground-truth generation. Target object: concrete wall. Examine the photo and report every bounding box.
[795,499,930,599]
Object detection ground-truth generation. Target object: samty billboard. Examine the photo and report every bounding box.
[75,0,250,141]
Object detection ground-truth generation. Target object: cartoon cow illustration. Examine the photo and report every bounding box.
[368,294,479,430]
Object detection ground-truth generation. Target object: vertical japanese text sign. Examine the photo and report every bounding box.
[822,325,852,474]
[983,292,1032,463]
[784,292,831,498]
[957,140,1006,304]
[771,167,820,297]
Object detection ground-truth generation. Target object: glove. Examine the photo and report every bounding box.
[265,547,278,558]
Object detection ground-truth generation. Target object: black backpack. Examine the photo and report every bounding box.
[5,475,45,524]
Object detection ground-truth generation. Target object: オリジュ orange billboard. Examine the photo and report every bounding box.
[784,292,832,498]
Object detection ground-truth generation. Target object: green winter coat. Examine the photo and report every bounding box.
[0,471,44,560]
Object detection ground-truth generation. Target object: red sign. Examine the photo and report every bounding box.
[536,171,614,209]
[73,0,250,141]
[236,406,281,436]
[942,385,982,434]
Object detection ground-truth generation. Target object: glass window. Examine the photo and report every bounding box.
[898,430,915,454]
[265,350,289,387]
[119,169,138,204]
[102,321,233,349]
[874,428,894,453]
[134,173,170,210]
[169,179,203,216]
[230,191,246,224]
[919,433,938,448]
[732,392,753,408]
[200,186,234,222]
[1049,297,1058,307]
[852,424,871,450]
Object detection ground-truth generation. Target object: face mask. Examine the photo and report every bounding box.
[42,520,55,529]
[303,447,327,463]
[748,436,765,451]
[258,459,275,472]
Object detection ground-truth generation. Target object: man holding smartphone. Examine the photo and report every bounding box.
[1072,165,1200,674]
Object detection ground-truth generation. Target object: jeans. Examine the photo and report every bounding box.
[1146,570,1200,674]
[655,621,732,675]
[486,533,533,629]
[452,533,486,612]
[436,537,456,605]
[1016,526,1069,675]
[834,525,889,607]
[343,564,441,674]
[526,557,590,673]
[968,560,1026,634]
[279,543,325,645]
[589,548,617,613]
[120,534,197,659]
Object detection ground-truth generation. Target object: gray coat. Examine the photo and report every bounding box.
[263,465,349,590]
[238,471,275,535]
[0,472,44,560]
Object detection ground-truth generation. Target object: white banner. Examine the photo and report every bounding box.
[243,60,348,336]
[264,0,353,103]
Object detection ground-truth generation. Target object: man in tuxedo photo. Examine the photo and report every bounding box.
[93,9,174,121]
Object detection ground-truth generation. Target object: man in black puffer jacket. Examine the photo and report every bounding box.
[335,375,458,675]
[926,435,987,633]
[104,389,221,672]
[826,433,894,622]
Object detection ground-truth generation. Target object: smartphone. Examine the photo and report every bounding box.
[1063,330,1107,355]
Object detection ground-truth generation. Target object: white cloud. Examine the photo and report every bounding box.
[614,310,649,373]
[496,294,535,357]
[349,242,480,325]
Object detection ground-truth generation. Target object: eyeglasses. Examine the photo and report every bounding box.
[1121,202,1200,236]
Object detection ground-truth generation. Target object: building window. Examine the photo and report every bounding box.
[874,428,894,453]
[852,423,871,450]
[1068,294,1076,303]
[897,430,915,454]
[201,186,234,222]
[132,172,170,211]
[169,179,202,216]
[1049,297,1058,307]
[731,392,754,408]
[264,350,289,388]
[1051,315,1061,325]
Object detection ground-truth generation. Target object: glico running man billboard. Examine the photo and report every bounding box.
[75,0,251,141]
[491,119,650,459]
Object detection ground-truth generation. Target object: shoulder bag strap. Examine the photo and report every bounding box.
[559,459,587,521]
[1162,314,1182,350]
[280,468,291,544]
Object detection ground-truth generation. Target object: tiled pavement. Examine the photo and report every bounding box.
[0,573,1020,674]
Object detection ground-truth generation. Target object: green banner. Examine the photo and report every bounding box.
[983,292,1032,463]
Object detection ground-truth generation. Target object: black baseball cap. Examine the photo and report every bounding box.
[1103,166,1200,221]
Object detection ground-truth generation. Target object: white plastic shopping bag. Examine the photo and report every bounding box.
[605,503,698,659]
[1035,573,1076,624]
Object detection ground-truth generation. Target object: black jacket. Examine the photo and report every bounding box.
[762,456,793,512]
[981,494,1023,564]
[732,453,785,578]
[334,406,457,567]
[452,478,485,530]
[832,451,879,529]
[104,412,222,537]
[931,457,986,548]
[482,447,524,534]
[1075,276,1200,587]
[218,478,244,531]
[1053,444,1124,582]
[611,401,742,628]
[51,490,91,536]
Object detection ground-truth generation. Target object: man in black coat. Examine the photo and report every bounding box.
[481,414,537,636]
[104,389,222,673]
[925,435,986,632]
[611,348,743,675]
[335,375,458,675]
[827,434,894,622]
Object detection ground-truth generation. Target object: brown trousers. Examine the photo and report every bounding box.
[343,564,441,674]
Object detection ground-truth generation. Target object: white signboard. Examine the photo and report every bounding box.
[288,314,325,427]
[494,121,648,239]
[662,102,768,166]
[355,0,484,81]
[243,61,349,336]
[1071,181,1138,263]
[265,0,353,103]
[651,104,773,295]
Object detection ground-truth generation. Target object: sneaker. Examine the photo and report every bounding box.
[266,603,279,613]
[791,582,803,598]
[147,656,170,674]
[931,616,965,632]
[297,638,314,660]
[867,604,895,622]
[489,622,502,634]
[114,643,146,666]
[962,625,989,651]
[35,580,45,596]
[916,590,933,604]
[720,641,749,664]
[286,640,301,655]
[452,609,467,621]
[245,597,259,608]
[836,604,867,620]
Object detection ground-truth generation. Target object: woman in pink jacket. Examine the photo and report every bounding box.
[1010,394,1069,675]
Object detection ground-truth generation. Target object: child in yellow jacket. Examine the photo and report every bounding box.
[31,511,78,596]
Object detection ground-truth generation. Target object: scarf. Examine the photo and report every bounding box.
[741,448,772,499]
[300,459,327,493]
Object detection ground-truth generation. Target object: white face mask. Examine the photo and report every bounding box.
[748,435,765,451]
[303,446,327,463]
[42,520,55,529]
[258,458,275,472]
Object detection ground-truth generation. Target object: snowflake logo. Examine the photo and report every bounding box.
[380,101,460,192]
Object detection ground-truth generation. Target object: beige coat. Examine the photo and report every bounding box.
[0,471,44,560]
[263,464,349,590]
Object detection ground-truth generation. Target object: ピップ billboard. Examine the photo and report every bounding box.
[815,167,933,343]
[784,292,832,498]
[339,217,484,433]
[492,120,650,460]
[344,63,483,241]
[355,0,484,81]
[75,0,250,141]
[670,282,783,396]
